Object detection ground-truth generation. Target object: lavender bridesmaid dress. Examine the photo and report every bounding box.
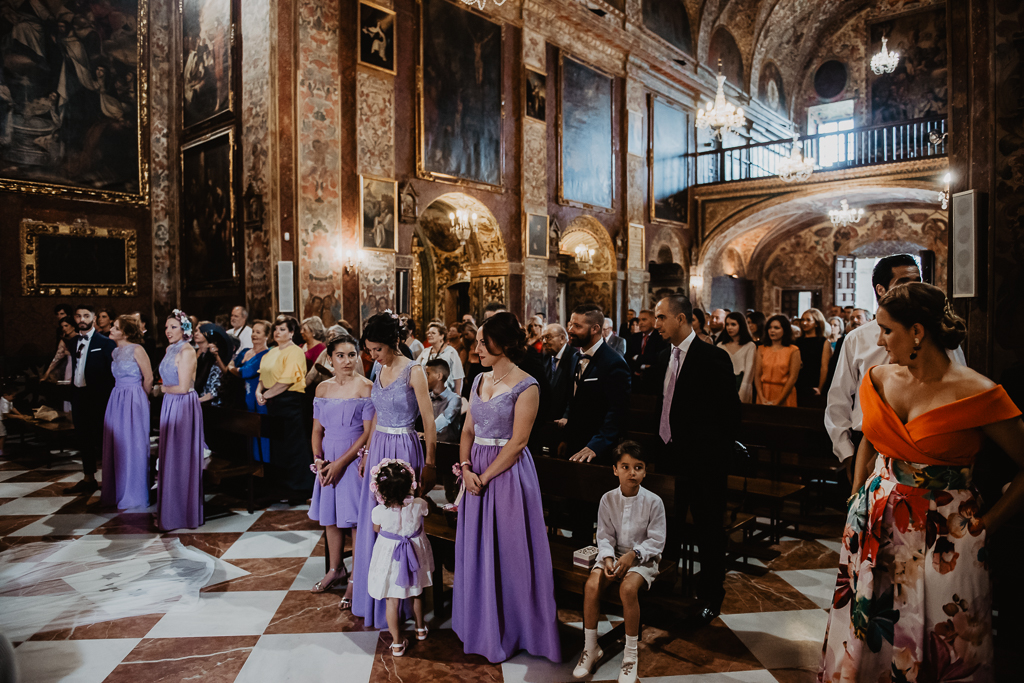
[309,396,375,527]
[351,361,425,629]
[100,344,151,509]
[453,374,561,663]
[157,340,204,531]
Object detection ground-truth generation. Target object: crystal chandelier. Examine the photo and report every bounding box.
[459,0,506,9]
[696,61,745,140]
[871,36,900,75]
[448,209,477,246]
[574,245,595,274]
[829,199,864,228]
[938,172,951,210]
[777,136,815,182]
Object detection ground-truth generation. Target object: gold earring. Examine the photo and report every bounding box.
[910,338,920,360]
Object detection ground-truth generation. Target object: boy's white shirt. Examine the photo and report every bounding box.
[595,485,667,566]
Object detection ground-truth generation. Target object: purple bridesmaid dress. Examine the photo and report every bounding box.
[453,374,561,663]
[351,361,425,629]
[101,344,151,509]
[157,340,205,531]
[309,396,375,527]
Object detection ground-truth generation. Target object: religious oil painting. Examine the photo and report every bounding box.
[359,1,396,75]
[642,0,693,55]
[361,175,397,252]
[868,6,947,124]
[359,252,396,327]
[650,97,688,224]
[525,68,546,122]
[420,0,502,187]
[0,0,146,203]
[560,56,613,209]
[181,129,237,290]
[182,0,233,129]
[527,213,549,259]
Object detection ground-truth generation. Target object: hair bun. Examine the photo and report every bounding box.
[939,303,967,349]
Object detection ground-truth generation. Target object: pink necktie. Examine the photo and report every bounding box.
[659,347,681,444]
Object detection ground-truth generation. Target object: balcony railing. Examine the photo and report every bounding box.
[694,116,947,185]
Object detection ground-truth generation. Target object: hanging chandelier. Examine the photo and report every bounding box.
[448,209,478,246]
[938,172,951,210]
[574,245,595,274]
[871,36,900,75]
[829,199,864,228]
[777,136,815,182]
[459,0,506,10]
[695,61,745,140]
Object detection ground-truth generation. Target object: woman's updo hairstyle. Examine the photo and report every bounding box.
[325,332,360,356]
[115,314,144,345]
[478,311,527,363]
[361,311,405,350]
[878,282,966,350]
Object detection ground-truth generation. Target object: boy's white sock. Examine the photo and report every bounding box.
[623,634,638,663]
[584,627,598,654]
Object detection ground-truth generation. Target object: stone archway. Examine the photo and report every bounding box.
[558,216,618,317]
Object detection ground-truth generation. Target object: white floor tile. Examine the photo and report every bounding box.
[38,534,157,562]
[288,555,352,591]
[168,510,263,534]
[0,470,28,483]
[0,481,52,498]
[642,671,778,682]
[502,648,625,683]
[146,590,288,638]
[719,609,829,671]
[234,632,379,683]
[11,513,118,538]
[14,638,140,683]
[221,531,323,560]
[775,568,840,609]
[0,595,71,641]
[0,497,78,517]
[817,538,843,555]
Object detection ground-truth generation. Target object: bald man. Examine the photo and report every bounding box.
[541,323,577,423]
[708,309,728,344]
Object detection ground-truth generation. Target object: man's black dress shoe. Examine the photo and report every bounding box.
[64,479,99,495]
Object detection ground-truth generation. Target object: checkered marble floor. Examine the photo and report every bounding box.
[0,453,846,683]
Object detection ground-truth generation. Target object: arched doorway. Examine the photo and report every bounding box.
[557,216,618,322]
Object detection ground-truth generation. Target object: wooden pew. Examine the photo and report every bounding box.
[201,405,278,513]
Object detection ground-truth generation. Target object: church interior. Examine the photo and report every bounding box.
[1,0,1022,681]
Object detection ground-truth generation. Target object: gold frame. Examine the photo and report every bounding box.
[0,0,150,205]
[525,213,549,259]
[358,0,398,75]
[648,92,689,226]
[360,174,398,253]
[180,0,237,132]
[416,0,505,192]
[557,52,615,212]
[524,67,547,123]
[21,219,139,297]
[180,126,239,289]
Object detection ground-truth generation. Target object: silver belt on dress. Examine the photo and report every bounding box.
[376,425,414,435]
[474,437,509,447]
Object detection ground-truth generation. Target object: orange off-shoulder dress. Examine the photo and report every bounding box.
[818,368,1021,683]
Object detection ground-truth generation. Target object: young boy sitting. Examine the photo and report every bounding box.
[574,440,666,683]
[424,359,463,443]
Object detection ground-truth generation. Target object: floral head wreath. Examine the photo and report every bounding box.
[171,309,193,342]
[368,458,417,505]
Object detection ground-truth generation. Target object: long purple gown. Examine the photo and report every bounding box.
[454,374,561,663]
[309,396,375,528]
[101,344,151,509]
[352,361,425,629]
[157,340,205,531]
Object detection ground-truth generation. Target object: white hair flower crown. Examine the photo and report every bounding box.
[171,309,193,341]
[368,458,418,505]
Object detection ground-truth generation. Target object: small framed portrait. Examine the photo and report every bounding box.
[525,68,546,122]
[526,213,549,259]
[361,175,397,252]
[628,109,644,157]
[358,1,396,75]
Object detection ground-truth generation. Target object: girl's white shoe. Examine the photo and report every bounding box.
[572,647,603,679]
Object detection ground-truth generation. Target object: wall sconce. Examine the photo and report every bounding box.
[690,274,704,290]
[336,247,363,273]
[938,172,951,210]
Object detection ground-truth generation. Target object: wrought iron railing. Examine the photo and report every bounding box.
[694,116,948,185]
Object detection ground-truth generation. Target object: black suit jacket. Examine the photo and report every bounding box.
[545,344,578,423]
[627,331,667,394]
[70,331,116,419]
[653,336,740,476]
[562,341,631,462]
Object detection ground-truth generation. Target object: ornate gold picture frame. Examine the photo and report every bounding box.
[21,219,139,297]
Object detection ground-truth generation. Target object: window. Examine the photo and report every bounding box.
[817,119,854,168]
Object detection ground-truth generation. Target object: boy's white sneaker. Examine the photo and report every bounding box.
[572,647,603,679]
[618,657,638,683]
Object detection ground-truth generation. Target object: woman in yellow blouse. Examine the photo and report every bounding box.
[257,316,314,500]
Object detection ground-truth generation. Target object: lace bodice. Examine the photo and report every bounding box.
[112,344,143,386]
[314,396,375,437]
[371,362,420,429]
[160,340,191,389]
[469,374,537,439]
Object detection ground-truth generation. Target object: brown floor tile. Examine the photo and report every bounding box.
[24,482,81,498]
[89,513,162,535]
[368,627,503,683]
[721,572,820,614]
[771,668,818,683]
[766,540,840,571]
[5,470,77,483]
[248,510,322,532]
[29,613,164,641]
[202,558,307,592]
[104,636,260,683]
[264,590,372,634]
[638,619,763,676]
[0,461,29,470]
[0,515,45,536]
[0,498,14,506]
[170,533,243,557]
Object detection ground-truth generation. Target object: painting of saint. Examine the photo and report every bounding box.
[359,2,396,74]
[0,0,144,201]
[650,98,688,224]
[560,56,613,209]
[525,69,546,122]
[527,214,548,259]
[361,176,397,252]
[869,7,947,124]
[182,0,232,128]
[421,0,502,187]
[181,130,237,290]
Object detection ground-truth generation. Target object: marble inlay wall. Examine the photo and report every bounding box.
[522,27,549,320]
[624,70,647,313]
[150,0,176,320]
[356,72,396,178]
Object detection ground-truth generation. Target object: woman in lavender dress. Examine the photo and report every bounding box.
[309,333,374,609]
[101,315,153,510]
[454,312,561,663]
[156,310,204,531]
[351,313,436,629]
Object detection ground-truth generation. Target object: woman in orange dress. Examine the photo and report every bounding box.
[754,315,801,407]
[818,283,1024,683]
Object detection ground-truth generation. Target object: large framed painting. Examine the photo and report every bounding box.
[559,55,613,210]
[182,0,233,130]
[642,0,693,56]
[868,5,947,124]
[21,220,138,297]
[181,129,238,291]
[0,0,147,204]
[526,213,549,259]
[419,0,503,188]
[359,252,396,327]
[361,175,397,252]
[359,1,396,75]
[649,95,688,224]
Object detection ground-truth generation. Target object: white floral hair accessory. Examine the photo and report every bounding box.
[171,309,193,342]
[368,458,418,505]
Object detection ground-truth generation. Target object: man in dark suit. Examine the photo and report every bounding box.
[541,323,577,423]
[626,309,667,394]
[652,294,740,625]
[66,304,116,495]
[559,304,631,464]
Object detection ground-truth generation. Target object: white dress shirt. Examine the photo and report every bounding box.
[595,485,667,566]
[662,329,696,396]
[416,344,465,391]
[73,328,95,388]
[228,325,253,351]
[824,319,966,461]
[577,337,604,378]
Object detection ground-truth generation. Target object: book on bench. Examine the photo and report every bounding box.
[573,545,599,569]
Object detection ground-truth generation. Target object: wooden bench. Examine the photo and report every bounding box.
[727,475,806,543]
[201,406,278,514]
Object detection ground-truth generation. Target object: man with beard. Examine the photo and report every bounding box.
[66,304,115,495]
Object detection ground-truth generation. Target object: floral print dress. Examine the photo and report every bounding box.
[818,370,1020,683]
